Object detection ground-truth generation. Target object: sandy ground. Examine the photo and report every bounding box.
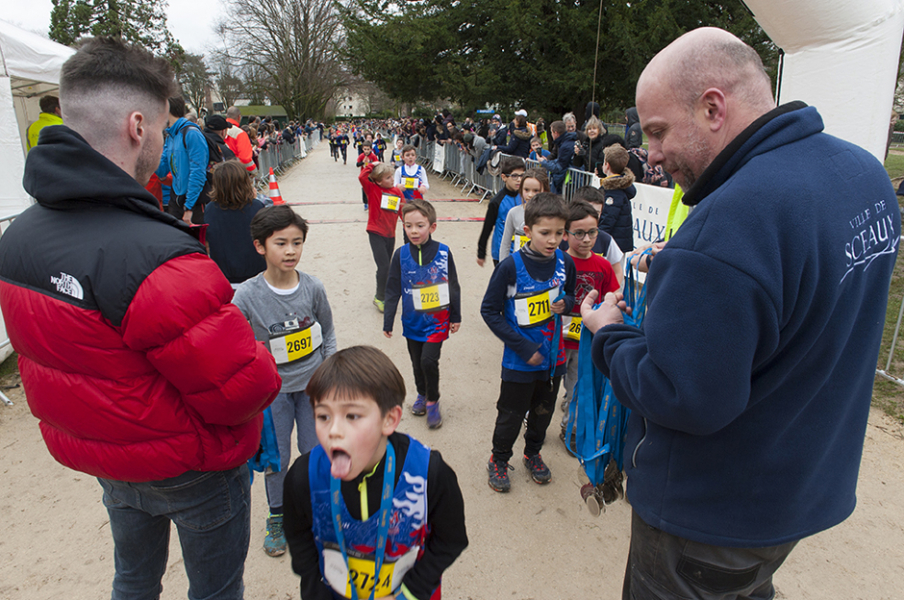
[2,142,904,600]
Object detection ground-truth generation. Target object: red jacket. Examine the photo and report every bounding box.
[0,126,281,482]
[359,163,405,237]
[226,117,257,173]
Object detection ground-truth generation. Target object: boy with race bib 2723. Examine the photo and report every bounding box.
[383,200,462,430]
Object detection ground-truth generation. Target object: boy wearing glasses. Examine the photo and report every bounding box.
[559,201,620,444]
[476,157,526,267]
[599,144,637,252]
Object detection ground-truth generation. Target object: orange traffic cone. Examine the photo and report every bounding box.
[268,168,285,205]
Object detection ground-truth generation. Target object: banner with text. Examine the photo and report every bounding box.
[433,143,445,173]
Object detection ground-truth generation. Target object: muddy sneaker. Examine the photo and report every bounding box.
[373,297,384,313]
[426,402,442,429]
[411,394,427,416]
[523,453,552,484]
[264,514,286,556]
[487,457,512,493]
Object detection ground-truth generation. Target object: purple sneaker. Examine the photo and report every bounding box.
[426,402,443,429]
[411,394,426,416]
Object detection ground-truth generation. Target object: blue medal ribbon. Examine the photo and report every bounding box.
[330,442,396,600]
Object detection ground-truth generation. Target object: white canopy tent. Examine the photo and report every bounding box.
[0,20,74,218]
[744,0,904,162]
[0,22,73,369]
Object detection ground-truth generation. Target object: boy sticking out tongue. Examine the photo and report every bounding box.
[283,346,468,600]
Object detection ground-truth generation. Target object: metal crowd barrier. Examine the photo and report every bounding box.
[410,139,596,203]
[255,136,310,188]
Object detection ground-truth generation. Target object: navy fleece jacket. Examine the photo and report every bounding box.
[591,103,899,547]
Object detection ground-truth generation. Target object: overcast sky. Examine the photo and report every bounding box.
[1,0,223,54]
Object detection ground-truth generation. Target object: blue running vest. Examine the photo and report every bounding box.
[309,436,431,599]
[501,250,567,373]
[400,243,451,342]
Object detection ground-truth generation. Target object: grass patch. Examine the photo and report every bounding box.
[885,152,904,181]
[0,351,17,379]
[875,255,904,424]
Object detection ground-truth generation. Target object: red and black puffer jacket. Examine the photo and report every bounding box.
[0,126,281,482]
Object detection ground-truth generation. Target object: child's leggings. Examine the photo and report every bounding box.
[406,339,443,402]
[492,376,561,463]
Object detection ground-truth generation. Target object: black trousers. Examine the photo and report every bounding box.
[368,232,395,301]
[167,194,205,224]
[491,376,560,463]
[622,510,798,600]
[406,338,443,402]
[339,146,347,162]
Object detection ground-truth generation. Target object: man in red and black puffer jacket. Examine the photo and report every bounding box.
[0,38,281,600]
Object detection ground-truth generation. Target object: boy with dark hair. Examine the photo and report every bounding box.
[384,200,462,429]
[336,128,350,164]
[394,144,429,201]
[480,192,577,492]
[539,121,577,194]
[568,186,625,288]
[559,200,620,441]
[360,162,406,312]
[475,156,526,267]
[283,346,468,600]
[599,144,637,252]
[374,132,387,161]
[233,204,337,557]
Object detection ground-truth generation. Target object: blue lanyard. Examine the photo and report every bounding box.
[330,442,396,600]
[549,290,566,379]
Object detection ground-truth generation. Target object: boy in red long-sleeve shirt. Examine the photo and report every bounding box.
[359,162,405,312]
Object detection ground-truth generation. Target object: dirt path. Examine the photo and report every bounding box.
[1,142,903,600]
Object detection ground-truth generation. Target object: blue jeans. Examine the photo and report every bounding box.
[265,391,318,511]
[98,465,251,600]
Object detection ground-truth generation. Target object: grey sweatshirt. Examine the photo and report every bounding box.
[232,271,337,393]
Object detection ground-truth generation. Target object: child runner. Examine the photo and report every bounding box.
[232,205,338,557]
[203,161,266,287]
[283,346,469,600]
[498,169,549,262]
[336,128,349,165]
[480,192,576,492]
[374,132,387,161]
[383,199,462,429]
[357,141,379,211]
[475,157,526,267]
[390,137,405,166]
[559,200,619,442]
[359,162,405,313]
[394,144,429,202]
[328,127,339,161]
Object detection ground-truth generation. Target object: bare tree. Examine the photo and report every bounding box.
[214,0,348,121]
[179,53,212,113]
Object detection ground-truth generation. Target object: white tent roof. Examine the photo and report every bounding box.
[0,19,74,97]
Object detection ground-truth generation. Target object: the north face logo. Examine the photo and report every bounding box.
[50,272,84,300]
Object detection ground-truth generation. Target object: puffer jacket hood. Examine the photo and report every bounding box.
[601,170,636,191]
